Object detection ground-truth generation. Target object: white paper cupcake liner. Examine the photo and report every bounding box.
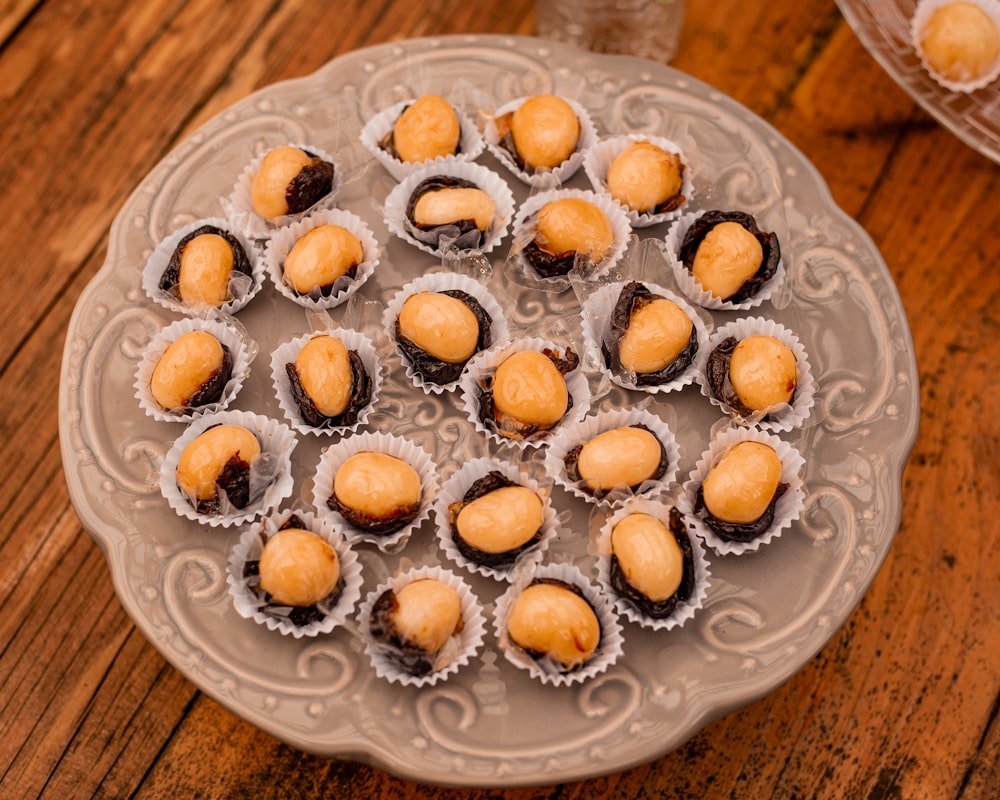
[269,327,383,436]
[262,207,380,311]
[433,456,559,581]
[382,271,510,395]
[359,99,486,182]
[482,96,598,187]
[679,426,806,556]
[457,336,592,451]
[383,160,515,258]
[357,565,486,687]
[543,406,682,508]
[492,561,624,687]
[582,134,695,228]
[911,0,1000,93]
[664,210,786,311]
[595,499,711,631]
[694,316,816,433]
[223,142,343,241]
[141,217,264,316]
[134,315,256,422]
[579,280,709,395]
[310,430,439,552]
[507,188,633,291]
[226,508,364,638]
[159,410,297,529]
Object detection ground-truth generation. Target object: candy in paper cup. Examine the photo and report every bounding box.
[357,565,486,687]
[595,500,711,631]
[263,207,380,311]
[359,98,486,182]
[382,271,509,395]
[694,316,815,433]
[226,508,364,638]
[134,315,256,422]
[223,142,342,241]
[507,188,632,290]
[310,430,439,553]
[159,410,297,529]
[911,0,1000,93]
[582,134,694,228]
[678,426,806,556]
[141,217,263,316]
[544,406,681,507]
[269,327,382,436]
[433,456,559,581]
[493,561,624,687]
[665,210,785,311]
[579,280,709,395]
[383,160,515,258]
[457,336,591,451]
[482,95,597,187]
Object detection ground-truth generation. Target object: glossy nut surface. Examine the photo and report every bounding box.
[250,145,314,220]
[411,187,496,232]
[702,440,783,524]
[492,350,568,428]
[283,224,363,295]
[510,94,580,170]
[920,2,1000,82]
[729,334,797,410]
[392,94,461,163]
[398,291,480,363]
[150,330,225,410]
[294,335,353,417]
[176,424,261,501]
[691,220,763,300]
[507,582,600,668]
[391,578,463,653]
[536,197,613,262]
[610,513,684,603]
[617,297,693,375]
[178,233,234,306]
[258,527,341,607]
[333,452,421,518]
[576,426,663,492]
[605,142,683,213]
[455,485,544,554]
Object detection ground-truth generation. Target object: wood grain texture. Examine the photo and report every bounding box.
[1,0,997,798]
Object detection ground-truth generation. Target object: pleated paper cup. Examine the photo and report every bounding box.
[357,565,486,687]
[141,217,264,316]
[269,328,382,436]
[433,456,559,581]
[382,271,509,395]
[359,99,486,182]
[159,410,297,529]
[911,0,1000,93]
[135,315,256,422]
[595,499,711,631]
[226,508,364,638]
[678,426,806,556]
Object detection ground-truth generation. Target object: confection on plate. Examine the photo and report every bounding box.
[678,210,780,304]
[494,93,581,172]
[380,94,462,164]
[157,223,254,308]
[913,0,1000,88]
[706,333,797,417]
[505,578,602,670]
[603,281,699,387]
[280,223,364,297]
[562,424,670,500]
[148,330,233,412]
[327,450,423,536]
[250,144,336,221]
[523,195,614,279]
[605,140,686,215]
[175,423,262,514]
[284,334,373,428]
[404,175,497,251]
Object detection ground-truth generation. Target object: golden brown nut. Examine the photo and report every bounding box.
[535,197,614,263]
[492,350,569,430]
[454,485,545,554]
[691,221,764,300]
[397,291,481,364]
[610,513,684,603]
[411,186,496,232]
[294,335,354,418]
[509,94,580,170]
[617,297,694,375]
[177,233,235,306]
[919,2,1000,82]
[507,580,600,668]
[283,224,363,295]
[391,95,461,163]
[176,424,261,503]
[605,142,684,213]
[258,527,341,607]
[388,578,463,654]
[702,441,783,525]
[729,334,797,411]
[575,427,664,493]
[333,452,421,520]
[150,330,227,411]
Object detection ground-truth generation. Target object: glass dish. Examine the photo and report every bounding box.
[58,34,919,787]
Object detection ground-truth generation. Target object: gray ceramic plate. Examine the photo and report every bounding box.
[59,34,919,787]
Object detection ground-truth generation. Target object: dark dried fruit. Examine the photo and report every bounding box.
[694,480,789,542]
[285,350,372,428]
[286,154,335,215]
[182,345,233,408]
[404,176,490,249]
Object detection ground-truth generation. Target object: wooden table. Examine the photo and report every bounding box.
[2,0,997,797]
